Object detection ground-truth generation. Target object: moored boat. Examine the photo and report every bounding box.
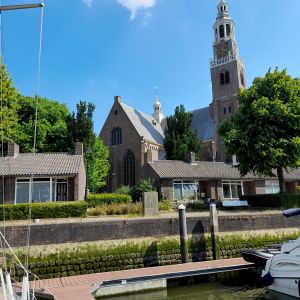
[262,208,300,299]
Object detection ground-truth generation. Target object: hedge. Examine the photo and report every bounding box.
[240,193,300,208]
[86,193,132,207]
[0,201,88,221]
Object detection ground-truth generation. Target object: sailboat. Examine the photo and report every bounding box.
[0,2,56,299]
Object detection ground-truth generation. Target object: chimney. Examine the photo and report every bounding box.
[74,142,84,155]
[114,96,122,104]
[7,141,19,157]
[186,152,196,164]
[144,150,153,164]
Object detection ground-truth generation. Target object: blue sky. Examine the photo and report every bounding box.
[2,0,300,134]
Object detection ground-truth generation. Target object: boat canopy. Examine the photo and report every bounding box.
[283,208,300,217]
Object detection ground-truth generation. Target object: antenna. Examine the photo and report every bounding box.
[154,86,158,101]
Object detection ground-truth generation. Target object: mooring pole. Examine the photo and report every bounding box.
[178,204,189,263]
[210,200,220,260]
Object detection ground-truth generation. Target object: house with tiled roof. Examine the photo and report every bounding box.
[142,152,300,201]
[0,141,86,204]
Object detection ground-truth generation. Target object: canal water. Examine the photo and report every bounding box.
[100,270,297,300]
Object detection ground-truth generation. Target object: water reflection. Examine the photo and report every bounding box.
[98,271,297,300]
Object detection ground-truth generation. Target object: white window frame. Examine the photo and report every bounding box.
[222,180,244,200]
[173,180,198,201]
[15,177,52,204]
[265,180,280,194]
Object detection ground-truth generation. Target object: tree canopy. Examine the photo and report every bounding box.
[218,68,300,192]
[14,96,70,153]
[67,100,109,193]
[0,64,19,146]
[164,104,200,160]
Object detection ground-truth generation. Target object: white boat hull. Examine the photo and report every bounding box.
[270,278,300,299]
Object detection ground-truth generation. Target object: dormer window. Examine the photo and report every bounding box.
[111,127,122,146]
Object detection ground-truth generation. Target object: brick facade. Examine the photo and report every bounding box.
[100,97,164,192]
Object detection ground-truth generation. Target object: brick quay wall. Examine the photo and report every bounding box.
[1,212,299,247]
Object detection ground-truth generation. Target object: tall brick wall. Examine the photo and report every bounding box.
[2,213,299,247]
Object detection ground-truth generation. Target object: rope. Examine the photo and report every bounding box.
[0,1,8,274]
[26,0,44,271]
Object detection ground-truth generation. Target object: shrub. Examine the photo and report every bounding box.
[0,201,88,221]
[240,193,300,208]
[86,193,132,207]
[88,203,142,216]
[131,179,157,201]
[116,186,131,195]
[159,200,173,211]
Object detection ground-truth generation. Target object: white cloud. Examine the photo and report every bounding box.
[82,0,94,8]
[117,0,157,20]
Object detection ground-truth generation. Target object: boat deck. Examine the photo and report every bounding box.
[31,258,254,300]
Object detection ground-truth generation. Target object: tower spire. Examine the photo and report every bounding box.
[152,86,164,124]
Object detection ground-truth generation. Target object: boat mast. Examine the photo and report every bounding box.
[0,4,44,300]
[0,3,44,12]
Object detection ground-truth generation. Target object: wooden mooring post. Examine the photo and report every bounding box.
[210,200,220,260]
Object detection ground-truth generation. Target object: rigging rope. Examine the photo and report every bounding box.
[26,0,45,271]
[0,0,8,274]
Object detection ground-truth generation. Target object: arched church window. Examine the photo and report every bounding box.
[220,70,230,85]
[226,24,231,36]
[225,71,230,84]
[124,150,135,187]
[240,71,245,86]
[111,127,122,146]
[219,25,224,38]
[220,72,225,85]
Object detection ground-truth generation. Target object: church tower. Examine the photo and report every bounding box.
[210,0,246,162]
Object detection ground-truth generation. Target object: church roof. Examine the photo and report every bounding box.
[147,160,300,181]
[121,102,165,145]
[191,106,216,141]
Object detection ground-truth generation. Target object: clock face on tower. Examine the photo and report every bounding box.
[216,41,229,59]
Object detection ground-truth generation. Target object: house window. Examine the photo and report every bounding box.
[173,180,198,200]
[265,180,280,194]
[111,127,122,146]
[124,151,135,187]
[16,178,52,204]
[222,180,243,199]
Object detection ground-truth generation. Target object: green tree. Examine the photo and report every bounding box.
[14,96,70,153]
[164,105,200,160]
[67,100,109,193]
[218,68,300,192]
[0,64,19,146]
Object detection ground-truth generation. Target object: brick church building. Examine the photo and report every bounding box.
[100,0,300,198]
